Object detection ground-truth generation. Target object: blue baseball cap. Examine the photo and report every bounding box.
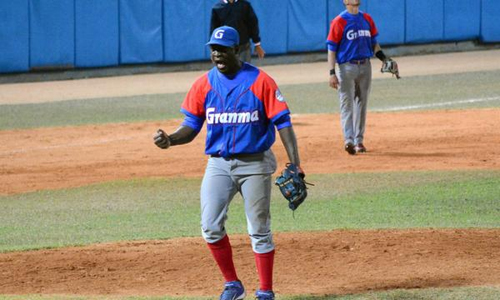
[206,26,239,48]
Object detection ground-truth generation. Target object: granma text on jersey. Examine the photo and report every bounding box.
[206,107,260,125]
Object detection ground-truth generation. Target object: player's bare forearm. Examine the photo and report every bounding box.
[327,50,336,71]
[328,50,339,89]
[168,126,198,146]
[154,125,198,149]
[278,126,301,167]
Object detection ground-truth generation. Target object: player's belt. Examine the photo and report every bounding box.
[210,152,265,160]
[349,59,368,65]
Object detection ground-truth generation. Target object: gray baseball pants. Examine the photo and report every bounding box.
[200,150,277,254]
[337,60,372,145]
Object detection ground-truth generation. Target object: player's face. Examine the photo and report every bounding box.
[344,0,360,7]
[210,45,241,75]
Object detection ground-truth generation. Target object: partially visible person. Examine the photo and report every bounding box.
[327,0,392,155]
[154,26,304,300]
[210,0,265,62]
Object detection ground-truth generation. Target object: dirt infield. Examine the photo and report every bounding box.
[1,109,499,195]
[1,229,500,297]
[1,50,500,297]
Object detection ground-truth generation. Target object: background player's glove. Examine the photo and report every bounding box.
[154,129,171,149]
[275,163,309,211]
[381,58,400,79]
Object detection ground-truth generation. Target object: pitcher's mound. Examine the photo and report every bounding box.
[1,229,499,297]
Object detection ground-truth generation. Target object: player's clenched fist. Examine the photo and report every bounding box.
[153,129,171,149]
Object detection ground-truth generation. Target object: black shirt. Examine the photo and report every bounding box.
[210,0,261,45]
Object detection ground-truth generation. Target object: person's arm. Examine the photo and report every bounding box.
[254,44,265,59]
[374,43,389,62]
[278,126,301,168]
[247,3,265,59]
[153,125,199,149]
[328,49,339,90]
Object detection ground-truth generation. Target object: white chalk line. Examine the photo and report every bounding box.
[372,96,500,112]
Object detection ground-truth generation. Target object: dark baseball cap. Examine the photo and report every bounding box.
[206,26,239,48]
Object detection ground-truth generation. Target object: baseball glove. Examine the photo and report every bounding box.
[275,163,310,211]
[381,58,401,79]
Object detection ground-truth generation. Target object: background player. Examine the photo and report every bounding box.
[154,26,304,300]
[327,0,391,155]
[211,0,265,62]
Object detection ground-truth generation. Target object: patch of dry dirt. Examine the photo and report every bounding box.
[1,109,499,195]
[1,230,499,297]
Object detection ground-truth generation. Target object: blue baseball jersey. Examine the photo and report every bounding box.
[180,63,291,158]
[326,10,379,64]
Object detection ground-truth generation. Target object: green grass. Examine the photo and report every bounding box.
[1,70,500,130]
[283,69,500,114]
[1,170,499,253]
[1,286,500,299]
[0,93,185,130]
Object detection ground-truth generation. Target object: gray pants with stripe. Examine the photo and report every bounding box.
[200,150,277,254]
[337,60,372,145]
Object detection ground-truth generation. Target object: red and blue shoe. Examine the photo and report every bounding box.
[255,290,275,300]
[220,280,246,300]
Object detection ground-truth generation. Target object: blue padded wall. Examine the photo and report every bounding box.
[0,0,29,73]
[75,0,119,68]
[327,0,345,24]
[288,0,327,52]
[119,0,163,64]
[250,0,288,55]
[3,0,500,74]
[164,0,208,62]
[444,0,480,41]
[481,0,500,42]
[406,0,444,44]
[366,0,405,45]
[29,0,75,68]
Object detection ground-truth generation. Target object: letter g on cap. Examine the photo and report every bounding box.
[214,29,224,39]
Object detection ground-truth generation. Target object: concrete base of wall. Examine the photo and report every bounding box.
[1,40,499,84]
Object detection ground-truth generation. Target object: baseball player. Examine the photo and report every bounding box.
[154,26,304,300]
[327,0,390,155]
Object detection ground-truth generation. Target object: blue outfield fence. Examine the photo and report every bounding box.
[287,0,328,52]
[29,0,75,69]
[75,0,119,68]
[250,0,288,55]
[0,0,499,73]
[366,0,405,45]
[406,0,445,44]
[0,1,30,72]
[481,0,500,42]
[444,0,481,41]
[119,0,163,64]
